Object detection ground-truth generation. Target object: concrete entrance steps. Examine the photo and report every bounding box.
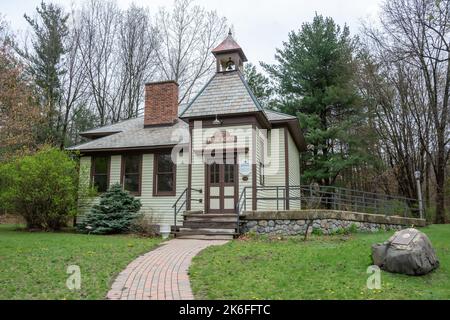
[173,212,239,240]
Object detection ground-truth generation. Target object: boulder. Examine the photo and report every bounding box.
[371,228,439,276]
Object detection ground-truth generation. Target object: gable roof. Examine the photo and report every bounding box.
[179,71,265,119]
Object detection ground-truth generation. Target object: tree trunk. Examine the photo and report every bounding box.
[434,146,447,224]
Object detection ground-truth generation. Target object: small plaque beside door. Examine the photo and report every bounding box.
[239,160,251,177]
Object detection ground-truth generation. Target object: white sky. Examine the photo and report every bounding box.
[0,0,382,66]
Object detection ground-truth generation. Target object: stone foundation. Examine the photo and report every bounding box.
[240,210,426,236]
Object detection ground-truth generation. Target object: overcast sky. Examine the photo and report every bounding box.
[1,0,383,65]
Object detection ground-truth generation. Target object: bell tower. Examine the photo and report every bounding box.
[212,30,248,73]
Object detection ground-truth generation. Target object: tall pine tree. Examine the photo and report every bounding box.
[264,15,369,186]
[243,63,274,108]
[20,1,69,146]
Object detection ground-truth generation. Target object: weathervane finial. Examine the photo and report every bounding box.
[228,28,232,36]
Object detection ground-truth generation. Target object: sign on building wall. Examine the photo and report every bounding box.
[239,160,251,177]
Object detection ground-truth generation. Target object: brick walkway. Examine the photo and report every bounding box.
[106,239,228,300]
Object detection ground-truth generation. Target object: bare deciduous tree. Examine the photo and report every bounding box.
[363,0,450,223]
[75,0,120,126]
[358,53,430,201]
[116,4,159,120]
[58,9,87,148]
[75,0,159,125]
[155,0,228,103]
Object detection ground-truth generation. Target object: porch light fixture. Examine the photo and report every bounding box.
[213,114,222,125]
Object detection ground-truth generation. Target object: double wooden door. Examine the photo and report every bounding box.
[205,154,238,213]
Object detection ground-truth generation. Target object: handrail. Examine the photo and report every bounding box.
[236,187,249,234]
[172,188,203,232]
[172,188,188,209]
[254,185,417,202]
[248,185,421,218]
[174,184,419,235]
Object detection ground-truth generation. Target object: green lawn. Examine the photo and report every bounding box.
[0,224,162,300]
[190,224,450,300]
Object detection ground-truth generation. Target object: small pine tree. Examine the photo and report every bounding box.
[77,183,142,235]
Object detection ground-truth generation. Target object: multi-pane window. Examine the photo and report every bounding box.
[224,164,235,183]
[91,156,109,193]
[210,163,220,184]
[122,155,142,195]
[154,153,176,195]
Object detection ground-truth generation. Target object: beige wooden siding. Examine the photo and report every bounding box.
[287,131,301,209]
[137,154,188,225]
[79,155,123,217]
[257,128,286,211]
[190,125,205,211]
[77,154,188,225]
[77,156,96,217]
[190,124,254,212]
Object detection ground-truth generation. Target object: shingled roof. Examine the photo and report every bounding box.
[79,117,143,138]
[67,119,189,152]
[264,109,297,121]
[79,103,188,138]
[179,71,265,119]
[212,31,248,62]
[67,107,300,152]
[66,28,309,153]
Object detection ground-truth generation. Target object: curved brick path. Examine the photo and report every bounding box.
[106,239,228,300]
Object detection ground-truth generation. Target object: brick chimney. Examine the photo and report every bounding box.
[144,80,179,127]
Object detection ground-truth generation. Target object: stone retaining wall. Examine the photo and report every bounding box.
[240,210,426,236]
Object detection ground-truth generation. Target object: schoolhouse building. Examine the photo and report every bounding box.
[69,31,306,239]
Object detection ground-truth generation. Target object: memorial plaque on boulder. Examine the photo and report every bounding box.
[371,228,439,276]
[391,229,419,246]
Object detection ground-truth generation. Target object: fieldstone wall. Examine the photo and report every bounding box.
[240,210,426,236]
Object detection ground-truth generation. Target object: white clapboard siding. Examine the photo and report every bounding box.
[287,131,301,209]
[137,154,188,225]
[77,156,97,218]
[77,154,188,225]
[191,124,254,212]
[258,128,286,211]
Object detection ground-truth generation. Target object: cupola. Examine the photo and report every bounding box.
[212,29,247,73]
